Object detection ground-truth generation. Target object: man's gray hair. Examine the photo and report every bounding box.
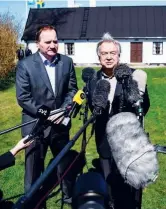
[96,32,121,56]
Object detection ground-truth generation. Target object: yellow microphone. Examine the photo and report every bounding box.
[62,90,85,126]
[73,90,85,105]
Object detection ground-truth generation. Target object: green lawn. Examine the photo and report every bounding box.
[0,67,166,209]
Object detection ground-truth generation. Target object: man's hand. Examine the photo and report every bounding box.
[48,112,64,124]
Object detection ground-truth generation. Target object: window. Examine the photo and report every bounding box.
[153,42,163,55]
[65,43,75,55]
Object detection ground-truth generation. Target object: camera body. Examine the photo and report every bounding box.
[72,172,109,209]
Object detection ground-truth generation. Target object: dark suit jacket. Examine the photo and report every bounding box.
[88,69,150,158]
[16,52,78,136]
[0,152,15,171]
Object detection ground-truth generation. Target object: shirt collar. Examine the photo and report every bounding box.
[39,52,57,66]
[102,71,114,79]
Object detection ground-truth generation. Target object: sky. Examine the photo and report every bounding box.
[0,0,166,41]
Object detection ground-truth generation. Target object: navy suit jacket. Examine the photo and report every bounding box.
[16,52,78,136]
[88,69,150,158]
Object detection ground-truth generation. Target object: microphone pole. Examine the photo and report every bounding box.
[0,107,69,136]
[13,114,96,209]
[81,84,89,152]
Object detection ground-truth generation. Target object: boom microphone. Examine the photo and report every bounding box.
[106,112,159,189]
[132,69,147,96]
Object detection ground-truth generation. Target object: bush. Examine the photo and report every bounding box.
[0,11,22,89]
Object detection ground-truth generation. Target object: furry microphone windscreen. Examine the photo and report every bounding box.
[106,112,159,189]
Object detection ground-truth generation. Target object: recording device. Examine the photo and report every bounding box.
[92,79,110,115]
[24,105,51,143]
[62,90,86,126]
[106,112,159,189]
[82,67,96,84]
[72,172,109,209]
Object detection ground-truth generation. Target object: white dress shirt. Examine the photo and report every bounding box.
[39,52,56,94]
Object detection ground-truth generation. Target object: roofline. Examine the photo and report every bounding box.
[24,37,166,42]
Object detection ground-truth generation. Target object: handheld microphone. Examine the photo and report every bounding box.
[62,90,86,126]
[132,69,147,96]
[106,112,159,189]
[24,105,51,143]
[92,79,110,115]
[82,67,96,83]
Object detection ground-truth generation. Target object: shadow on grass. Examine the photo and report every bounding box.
[4,193,24,201]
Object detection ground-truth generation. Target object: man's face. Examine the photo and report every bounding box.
[37,29,58,60]
[99,42,119,70]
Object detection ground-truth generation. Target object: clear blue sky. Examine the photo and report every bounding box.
[0,0,166,41]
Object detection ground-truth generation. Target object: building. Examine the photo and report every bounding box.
[22,6,166,65]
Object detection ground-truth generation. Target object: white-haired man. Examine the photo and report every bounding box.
[87,33,150,209]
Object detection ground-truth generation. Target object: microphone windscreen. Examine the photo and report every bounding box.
[92,79,110,110]
[106,112,159,189]
[114,64,132,82]
[132,69,147,96]
[126,77,141,105]
[82,67,96,83]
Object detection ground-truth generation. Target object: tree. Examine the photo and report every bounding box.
[0,11,22,80]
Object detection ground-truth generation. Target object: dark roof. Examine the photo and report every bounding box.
[22,6,166,41]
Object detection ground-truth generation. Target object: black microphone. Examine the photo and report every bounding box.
[106,112,159,189]
[92,79,110,115]
[114,64,133,112]
[24,105,51,143]
[82,67,96,83]
[114,64,132,83]
[125,77,142,105]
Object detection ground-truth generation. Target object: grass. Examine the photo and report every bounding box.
[0,67,166,209]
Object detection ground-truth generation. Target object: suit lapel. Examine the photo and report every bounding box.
[33,52,55,96]
[55,54,63,97]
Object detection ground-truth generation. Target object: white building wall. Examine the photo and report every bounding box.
[27,39,166,64]
[143,40,166,64]
[58,40,131,64]
[119,41,131,64]
[58,40,99,64]
[28,42,38,53]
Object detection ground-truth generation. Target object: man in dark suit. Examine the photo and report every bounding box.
[16,25,78,204]
[87,33,150,209]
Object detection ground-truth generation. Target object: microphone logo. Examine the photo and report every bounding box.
[38,108,49,116]
[73,90,86,105]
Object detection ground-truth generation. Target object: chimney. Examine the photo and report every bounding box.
[68,0,75,7]
[89,0,96,7]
